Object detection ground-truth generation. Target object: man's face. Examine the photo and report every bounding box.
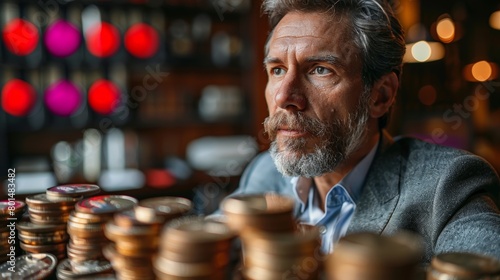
[263,11,371,177]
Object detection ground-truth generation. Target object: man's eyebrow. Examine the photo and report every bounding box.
[263,56,282,66]
[263,55,345,68]
[305,55,345,68]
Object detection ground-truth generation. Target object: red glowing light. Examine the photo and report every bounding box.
[88,79,121,115]
[125,23,159,58]
[2,18,39,56]
[1,79,37,117]
[85,22,120,58]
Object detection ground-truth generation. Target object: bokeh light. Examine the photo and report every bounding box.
[85,22,120,58]
[489,11,500,30]
[471,61,492,82]
[125,23,159,58]
[88,79,121,115]
[411,41,431,62]
[44,19,81,57]
[44,80,82,116]
[436,18,455,43]
[1,79,37,117]
[405,41,445,63]
[2,18,39,56]
[418,85,437,106]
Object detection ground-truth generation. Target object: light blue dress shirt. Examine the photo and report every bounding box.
[291,142,379,253]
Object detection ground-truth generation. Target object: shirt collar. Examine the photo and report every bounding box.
[292,139,380,207]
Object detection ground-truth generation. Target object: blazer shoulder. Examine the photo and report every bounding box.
[393,136,500,203]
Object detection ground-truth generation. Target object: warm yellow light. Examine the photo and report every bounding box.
[436,18,455,43]
[472,61,493,82]
[489,11,500,30]
[411,41,431,62]
[404,41,445,63]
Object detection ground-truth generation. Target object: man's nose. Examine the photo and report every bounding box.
[274,70,307,111]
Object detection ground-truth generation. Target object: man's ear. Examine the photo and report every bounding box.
[369,72,399,119]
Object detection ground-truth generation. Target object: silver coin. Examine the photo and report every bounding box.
[0,253,57,280]
[76,195,137,214]
[46,184,101,198]
[57,258,113,278]
[0,200,25,216]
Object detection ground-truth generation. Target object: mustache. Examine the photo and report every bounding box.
[263,111,329,140]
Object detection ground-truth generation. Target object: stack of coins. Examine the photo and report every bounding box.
[21,194,81,259]
[16,221,68,261]
[241,225,322,280]
[154,216,236,280]
[326,232,423,280]
[0,252,58,279]
[66,195,138,265]
[221,193,303,279]
[220,193,296,233]
[428,252,500,280]
[136,196,193,223]
[0,200,25,263]
[103,208,164,280]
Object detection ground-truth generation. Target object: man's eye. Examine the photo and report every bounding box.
[272,68,286,76]
[312,66,331,75]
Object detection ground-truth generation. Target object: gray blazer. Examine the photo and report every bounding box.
[229,132,500,263]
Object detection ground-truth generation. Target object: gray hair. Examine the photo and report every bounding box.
[262,0,406,127]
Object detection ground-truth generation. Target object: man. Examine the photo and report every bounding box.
[221,0,500,263]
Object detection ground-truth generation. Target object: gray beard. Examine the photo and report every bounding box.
[268,100,370,178]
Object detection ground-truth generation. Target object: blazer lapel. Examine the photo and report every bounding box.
[347,131,402,235]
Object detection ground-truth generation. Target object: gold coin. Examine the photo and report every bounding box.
[67,222,105,239]
[221,193,295,215]
[226,211,296,233]
[16,221,67,233]
[68,238,107,251]
[18,232,69,245]
[20,241,66,254]
[113,209,163,229]
[241,226,320,254]
[244,251,317,271]
[72,211,114,224]
[329,232,422,266]
[153,256,214,277]
[66,245,105,260]
[160,239,231,258]
[326,232,423,280]
[26,193,81,209]
[102,243,117,261]
[242,265,318,280]
[221,194,296,233]
[17,229,67,238]
[28,206,74,215]
[104,220,156,242]
[154,268,225,280]
[28,212,70,222]
[114,238,159,251]
[161,248,230,267]
[162,216,235,245]
[137,197,192,220]
[114,244,156,258]
[69,235,108,247]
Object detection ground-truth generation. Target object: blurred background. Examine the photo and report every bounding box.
[1,0,499,214]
